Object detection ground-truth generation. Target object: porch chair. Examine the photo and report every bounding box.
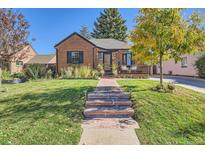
[130,65,137,74]
[120,65,129,74]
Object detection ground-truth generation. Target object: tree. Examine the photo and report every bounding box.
[130,9,205,87]
[0,9,30,66]
[91,8,128,41]
[79,25,91,39]
[0,9,29,89]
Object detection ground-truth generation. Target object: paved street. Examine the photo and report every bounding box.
[150,76,205,94]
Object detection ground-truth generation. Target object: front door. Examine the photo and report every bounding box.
[103,53,112,72]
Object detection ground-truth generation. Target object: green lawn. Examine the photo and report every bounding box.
[118,80,205,144]
[0,79,98,144]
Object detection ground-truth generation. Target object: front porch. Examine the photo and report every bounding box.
[97,50,150,77]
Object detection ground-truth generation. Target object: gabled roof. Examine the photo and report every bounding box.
[54,32,130,50]
[89,38,130,50]
[26,54,56,64]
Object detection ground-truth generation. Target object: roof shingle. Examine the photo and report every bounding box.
[26,54,56,64]
[89,38,130,50]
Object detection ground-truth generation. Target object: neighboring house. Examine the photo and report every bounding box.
[0,45,56,73]
[155,53,204,77]
[54,32,149,75]
[0,45,37,73]
[26,54,56,70]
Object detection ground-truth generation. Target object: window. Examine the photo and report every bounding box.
[67,51,83,64]
[181,57,188,68]
[122,53,133,66]
[16,61,23,67]
[98,52,103,60]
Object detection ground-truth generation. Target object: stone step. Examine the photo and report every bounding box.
[83,106,134,118]
[87,93,130,100]
[95,87,121,92]
[85,100,132,107]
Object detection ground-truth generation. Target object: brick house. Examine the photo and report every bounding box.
[55,32,149,75]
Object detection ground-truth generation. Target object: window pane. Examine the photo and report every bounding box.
[98,52,103,60]
[16,61,23,66]
[72,52,80,64]
[181,57,187,67]
[127,53,131,66]
[68,51,83,64]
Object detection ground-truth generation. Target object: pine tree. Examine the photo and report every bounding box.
[91,8,128,41]
[79,25,91,39]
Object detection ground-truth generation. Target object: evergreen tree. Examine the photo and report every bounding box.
[79,25,91,39]
[91,8,128,41]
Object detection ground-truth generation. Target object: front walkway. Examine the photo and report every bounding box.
[79,78,140,145]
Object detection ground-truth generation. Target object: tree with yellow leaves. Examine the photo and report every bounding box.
[130,9,205,87]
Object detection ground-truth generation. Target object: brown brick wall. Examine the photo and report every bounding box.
[56,34,95,73]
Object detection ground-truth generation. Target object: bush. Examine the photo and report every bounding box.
[0,69,12,80]
[60,66,99,79]
[79,66,92,78]
[60,67,73,78]
[152,82,175,93]
[167,82,175,91]
[12,72,27,81]
[24,64,51,80]
[46,69,53,79]
[112,63,118,76]
[97,64,104,77]
[195,54,205,79]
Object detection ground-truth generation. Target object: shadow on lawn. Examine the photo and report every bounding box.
[0,86,95,124]
[173,122,205,140]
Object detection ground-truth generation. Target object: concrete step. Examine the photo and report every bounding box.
[85,100,132,107]
[87,93,130,100]
[82,118,140,129]
[83,106,134,118]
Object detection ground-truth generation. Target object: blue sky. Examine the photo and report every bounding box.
[16,8,205,54]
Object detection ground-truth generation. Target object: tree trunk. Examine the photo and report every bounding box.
[159,52,163,87]
[0,66,2,88]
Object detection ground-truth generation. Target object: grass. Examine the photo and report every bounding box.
[118,79,205,144]
[0,79,98,144]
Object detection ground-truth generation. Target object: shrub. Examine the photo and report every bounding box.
[79,66,92,78]
[12,72,27,81]
[152,83,175,93]
[46,69,53,79]
[167,82,175,91]
[91,70,99,79]
[112,63,118,76]
[195,54,205,79]
[60,66,99,79]
[73,67,80,78]
[0,69,12,80]
[97,64,104,77]
[24,64,49,80]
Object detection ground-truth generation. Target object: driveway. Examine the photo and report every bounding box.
[149,76,205,94]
